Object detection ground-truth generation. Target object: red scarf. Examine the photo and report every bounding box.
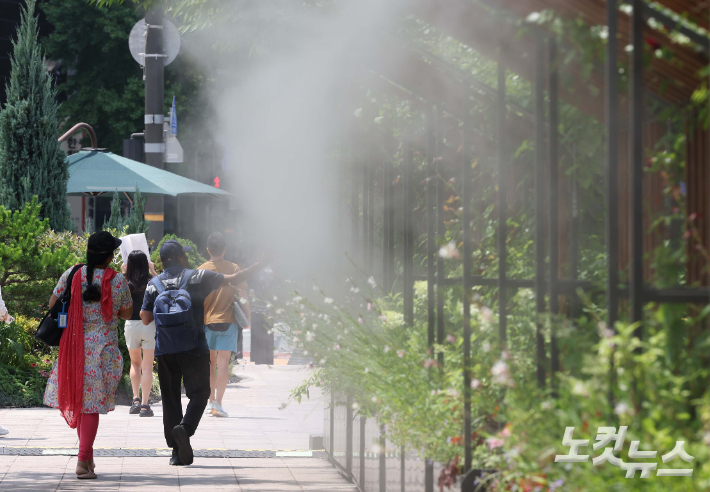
[56,265,117,428]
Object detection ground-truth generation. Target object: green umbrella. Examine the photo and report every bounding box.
[66,150,230,198]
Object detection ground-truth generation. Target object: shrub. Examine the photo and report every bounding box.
[0,363,47,407]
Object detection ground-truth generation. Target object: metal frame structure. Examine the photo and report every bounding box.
[324,2,709,491]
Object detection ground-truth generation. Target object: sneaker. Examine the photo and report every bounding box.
[0,425,9,436]
[204,401,214,415]
[139,405,154,417]
[129,398,141,415]
[169,449,184,466]
[211,401,228,418]
[172,425,193,465]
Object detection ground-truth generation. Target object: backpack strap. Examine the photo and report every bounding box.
[179,269,195,291]
[152,275,167,295]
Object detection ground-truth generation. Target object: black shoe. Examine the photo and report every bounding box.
[169,449,184,466]
[139,405,154,417]
[129,398,141,415]
[172,425,193,465]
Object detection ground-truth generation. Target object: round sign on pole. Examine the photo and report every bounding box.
[129,18,181,67]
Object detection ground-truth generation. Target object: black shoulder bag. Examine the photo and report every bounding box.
[35,264,83,347]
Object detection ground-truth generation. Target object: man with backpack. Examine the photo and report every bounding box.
[140,239,269,466]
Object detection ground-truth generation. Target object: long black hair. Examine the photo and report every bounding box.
[125,250,151,293]
[83,249,114,302]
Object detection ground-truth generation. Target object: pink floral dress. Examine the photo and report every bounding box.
[44,266,131,414]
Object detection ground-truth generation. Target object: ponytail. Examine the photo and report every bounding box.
[82,249,113,302]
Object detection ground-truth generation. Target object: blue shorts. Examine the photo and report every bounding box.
[205,323,239,352]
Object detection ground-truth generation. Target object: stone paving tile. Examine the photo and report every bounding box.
[0,365,351,491]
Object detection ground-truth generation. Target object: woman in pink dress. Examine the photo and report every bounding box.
[44,232,133,479]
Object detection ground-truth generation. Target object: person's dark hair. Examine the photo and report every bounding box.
[126,250,151,293]
[83,250,114,302]
[207,232,227,256]
[83,231,120,302]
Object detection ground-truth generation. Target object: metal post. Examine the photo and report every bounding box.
[606,0,620,330]
[379,424,386,492]
[383,148,391,289]
[461,94,472,473]
[351,144,360,259]
[403,144,415,327]
[497,60,508,347]
[369,150,376,274]
[534,31,547,389]
[359,416,366,489]
[424,106,436,492]
[387,138,396,292]
[548,38,560,389]
[363,155,370,269]
[329,392,335,459]
[400,444,405,492]
[436,108,446,365]
[630,0,644,331]
[144,6,165,245]
[346,394,353,480]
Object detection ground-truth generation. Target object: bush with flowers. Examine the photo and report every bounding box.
[273,264,710,491]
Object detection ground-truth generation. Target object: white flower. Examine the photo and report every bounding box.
[364,367,369,373]
[598,321,615,338]
[491,360,515,387]
[312,285,319,291]
[397,350,405,358]
[371,396,378,403]
[351,287,360,294]
[379,314,387,322]
[614,402,631,416]
[312,323,318,329]
[293,296,302,302]
[541,401,553,410]
[352,402,359,410]
[368,276,377,288]
[358,316,364,324]
[526,11,541,23]
[324,297,334,304]
[438,241,460,259]
[306,331,314,342]
[572,381,590,397]
[333,343,341,351]
[471,378,481,390]
[480,306,493,323]
[367,302,373,311]
[703,432,710,446]
[273,296,278,301]
[481,341,491,352]
[383,346,390,353]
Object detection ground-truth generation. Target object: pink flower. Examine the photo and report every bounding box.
[486,438,505,450]
[333,344,341,351]
[358,316,364,324]
[424,358,437,369]
[471,378,481,389]
[446,334,457,344]
[397,350,405,358]
[30,363,37,368]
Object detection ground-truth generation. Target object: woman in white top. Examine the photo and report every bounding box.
[0,286,13,436]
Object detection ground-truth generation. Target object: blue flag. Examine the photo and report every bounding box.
[170,96,177,135]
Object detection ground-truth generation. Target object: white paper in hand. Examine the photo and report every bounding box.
[119,233,150,263]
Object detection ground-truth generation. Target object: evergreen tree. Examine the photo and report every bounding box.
[124,187,149,235]
[103,190,125,231]
[0,0,70,231]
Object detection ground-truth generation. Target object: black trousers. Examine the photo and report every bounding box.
[156,352,211,449]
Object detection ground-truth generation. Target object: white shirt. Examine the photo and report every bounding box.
[0,286,14,324]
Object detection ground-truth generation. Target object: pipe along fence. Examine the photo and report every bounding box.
[321,2,709,490]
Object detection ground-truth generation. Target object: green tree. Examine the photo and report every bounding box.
[0,0,71,232]
[0,197,75,316]
[103,190,126,231]
[42,0,207,155]
[124,187,149,235]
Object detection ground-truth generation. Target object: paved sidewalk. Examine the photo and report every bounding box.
[0,364,353,491]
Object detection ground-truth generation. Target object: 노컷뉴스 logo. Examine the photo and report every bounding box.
[555,427,694,478]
